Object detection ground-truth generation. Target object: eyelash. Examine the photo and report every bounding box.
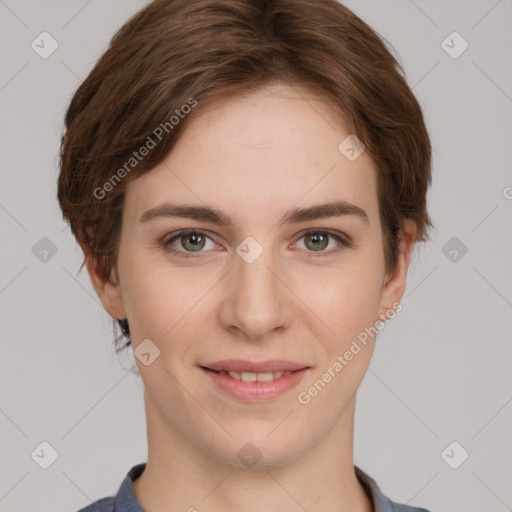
[161,228,354,260]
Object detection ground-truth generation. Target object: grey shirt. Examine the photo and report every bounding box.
[77,463,431,512]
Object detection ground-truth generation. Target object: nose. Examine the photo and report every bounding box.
[219,243,292,341]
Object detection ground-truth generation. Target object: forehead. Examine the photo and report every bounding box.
[124,83,379,230]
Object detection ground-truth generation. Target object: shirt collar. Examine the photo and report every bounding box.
[114,462,427,512]
[115,463,145,512]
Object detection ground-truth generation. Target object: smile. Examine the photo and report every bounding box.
[212,370,293,382]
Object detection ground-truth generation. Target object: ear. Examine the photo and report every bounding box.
[377,218,417,321]
[79,241,127,321]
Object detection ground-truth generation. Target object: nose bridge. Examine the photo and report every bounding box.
[223,235,289,338]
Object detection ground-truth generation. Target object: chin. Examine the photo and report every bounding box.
[205,426,308,470]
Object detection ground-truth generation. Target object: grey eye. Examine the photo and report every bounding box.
[165,231,216,253]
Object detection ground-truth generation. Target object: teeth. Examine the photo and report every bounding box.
[224,370,292,382]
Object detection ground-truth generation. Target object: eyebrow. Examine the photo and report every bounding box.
[139,200,369,227]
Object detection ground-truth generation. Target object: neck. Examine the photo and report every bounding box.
[133,390,373,512]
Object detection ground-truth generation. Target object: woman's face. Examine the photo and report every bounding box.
[94,83,413,467]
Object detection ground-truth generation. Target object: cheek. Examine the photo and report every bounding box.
[296,269,381,413]
[304,259,383,339]
[116,249,173,340]
[118,255,217,344]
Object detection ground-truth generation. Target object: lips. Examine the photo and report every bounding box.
[201,359,309,373]
[201,361,310,402]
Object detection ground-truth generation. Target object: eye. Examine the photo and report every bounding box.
[294,229,353,256]
[162,229,218,259]
[161,228,353,259]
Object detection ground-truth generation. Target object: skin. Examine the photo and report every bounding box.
[84,82,417,512]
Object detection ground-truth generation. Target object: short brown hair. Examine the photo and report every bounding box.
[57,0,433,352]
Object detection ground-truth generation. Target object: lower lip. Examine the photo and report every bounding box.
[201,367,309,402]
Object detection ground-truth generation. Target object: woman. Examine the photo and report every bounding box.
[58,0,433,510]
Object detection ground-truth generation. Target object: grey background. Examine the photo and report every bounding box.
[0,0,511,511]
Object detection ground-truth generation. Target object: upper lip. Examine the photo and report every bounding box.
[201,359,310,373]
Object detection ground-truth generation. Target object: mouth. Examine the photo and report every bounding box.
[199,359,311,402]
[201,367,297,382]
[201,358,309,373]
